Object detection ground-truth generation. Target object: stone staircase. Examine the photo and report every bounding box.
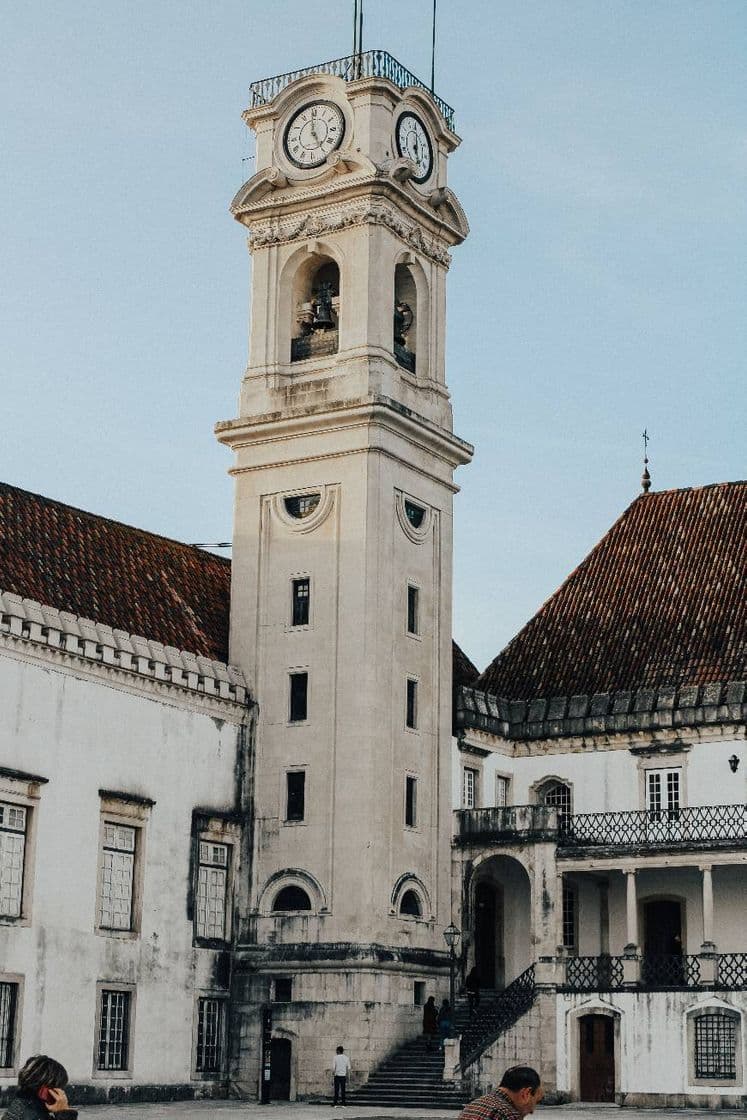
[347,1033,470,1109]
[348,970,538,1108]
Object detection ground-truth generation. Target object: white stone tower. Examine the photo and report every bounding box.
[216,51,472,1099]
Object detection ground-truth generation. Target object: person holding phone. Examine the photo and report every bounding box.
[2,1056,74,1120]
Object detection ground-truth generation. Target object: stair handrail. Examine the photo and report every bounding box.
[459,965,537,1069]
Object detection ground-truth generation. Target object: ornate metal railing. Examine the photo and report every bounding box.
[564,955,625,991]
[716,953,747,990]
[641,954,701,988]
[559,804,747,849]
[249,50,456,131]
[460,965,536,1068]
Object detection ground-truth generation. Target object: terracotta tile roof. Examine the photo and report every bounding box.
[453,641,479,688]
[477,482,747,702]
[0,482,231,662]
[1,482,475,684]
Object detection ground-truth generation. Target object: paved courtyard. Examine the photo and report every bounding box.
[78,1102,744,1120]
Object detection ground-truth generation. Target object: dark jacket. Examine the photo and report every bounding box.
[2,1094,77,1120]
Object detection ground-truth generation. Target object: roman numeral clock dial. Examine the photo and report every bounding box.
[396,112,433,184]
[283,100,345,168]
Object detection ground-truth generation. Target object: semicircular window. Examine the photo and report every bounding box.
[404,500,425,529]
[285,493,321,520]
[399,889,422,918]
[272,885,312,912]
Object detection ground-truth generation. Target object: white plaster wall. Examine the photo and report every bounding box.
[0,652,244,1090]
[556,990,747,1100]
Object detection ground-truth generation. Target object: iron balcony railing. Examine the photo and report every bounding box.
[460,964,536,1068]
[563,953,747,992]
[559,804,747,849]
[249,50,456,131]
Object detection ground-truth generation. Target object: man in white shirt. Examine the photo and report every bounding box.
[332,1045,351,1105]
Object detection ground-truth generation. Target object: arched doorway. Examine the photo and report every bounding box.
[474,880,502,988]
[270,1037,292,1100]
[470,854,530,990]
[579,1014,615,1102]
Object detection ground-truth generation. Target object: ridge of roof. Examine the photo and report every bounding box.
[0,481,230,565]
[477,481,747,702]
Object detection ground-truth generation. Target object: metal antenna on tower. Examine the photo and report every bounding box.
[641,429,652,493]
[431,0,437,92]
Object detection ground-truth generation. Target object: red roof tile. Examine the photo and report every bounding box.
[0,483,231,662]
[453,641,479,688]
[477,482,747,702]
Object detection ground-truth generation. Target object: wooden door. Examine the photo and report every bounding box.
[579,1014,615,1102]
[270,1037,291,1100]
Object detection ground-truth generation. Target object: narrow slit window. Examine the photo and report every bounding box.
[286,771,306,822]
[407,585,419,635]
[405,776,417,827]
[292,578,310,627]
[97,988,131,1071]
[289,672,308,722]
[0,981,19,1068]
[406,679,418,729]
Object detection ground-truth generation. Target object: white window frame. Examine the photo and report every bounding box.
[0,973,23,1075]
[645,767,682,820]
[96,794,152,939]
[195,842,229,942]
[93,982,135,1078]
[494,773,511,808]
[462,767,478,809]
[192,815,239,947]
[0,770,44,927]
[0,803,28,921]
[192,992,228,1079]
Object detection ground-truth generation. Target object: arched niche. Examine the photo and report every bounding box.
[289,252,340,363]
[393,255,429,376]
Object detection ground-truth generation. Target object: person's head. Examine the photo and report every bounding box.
[18,1056,68,1093]
[336,1046,344,1054]
[499,1066,542,1115]
[426,996,435,1005]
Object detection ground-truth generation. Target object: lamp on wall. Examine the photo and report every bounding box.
[728,754,740,773]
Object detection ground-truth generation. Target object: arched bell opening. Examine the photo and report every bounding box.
[291,256,340,363]
[393,262,418,374]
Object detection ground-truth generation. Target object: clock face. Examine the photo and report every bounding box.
[283,101,345,169]
[395,113,433,184]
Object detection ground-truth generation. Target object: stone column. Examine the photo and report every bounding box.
[624,869,638,952]
[700,864,716,951]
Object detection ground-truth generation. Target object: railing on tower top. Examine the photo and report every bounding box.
[249,50,456,132]
[460,964,536,1068]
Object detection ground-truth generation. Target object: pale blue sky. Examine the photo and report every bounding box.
[1,1,745,669]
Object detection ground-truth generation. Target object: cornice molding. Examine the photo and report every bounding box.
[0,590,251,718]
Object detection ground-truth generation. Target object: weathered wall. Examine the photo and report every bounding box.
[462,991,559,1100]
[0,647,247,1098]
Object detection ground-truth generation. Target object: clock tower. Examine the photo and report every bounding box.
[217,51,472,1098]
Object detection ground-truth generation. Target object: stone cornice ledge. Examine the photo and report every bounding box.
[0,590,251,711]
[457,682,747,742]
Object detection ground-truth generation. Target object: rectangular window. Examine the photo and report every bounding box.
[291,578,310,627]
[695,1013,737,1080]
[196,842,228,941]
[406,679,418,729]
[289,672,308,722]
[196,997,225,1074]
[562,881,577,952]
[97,988,131,1071]
[407,585,419,635]
[413,980,426,1006]
[0,981,19,1069]
[405,776,417,827]
[286,772,306,822]
[0,803,27,919]
[99,823,136,931]
[495,776,509,807]
[273,977,293,1002]
[463,768,478,809]
[646,768,680,820]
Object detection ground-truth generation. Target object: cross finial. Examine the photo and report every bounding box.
[641,428,651,493]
